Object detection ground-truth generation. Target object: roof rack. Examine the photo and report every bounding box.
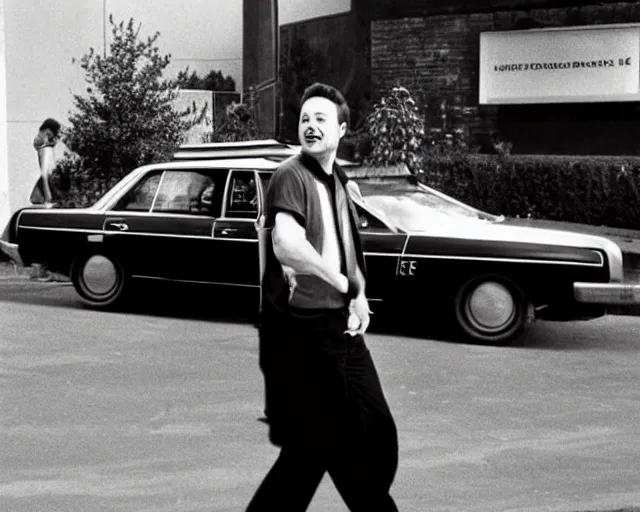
[177,139,289,151]
[173,139,299,161]
[172,138,359,167]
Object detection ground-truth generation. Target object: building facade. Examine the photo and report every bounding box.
[277,0,640,156]
[243,0,279,138]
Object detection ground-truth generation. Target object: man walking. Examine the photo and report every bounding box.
[247,83,399,511]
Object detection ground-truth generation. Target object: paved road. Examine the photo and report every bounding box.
[1,282,640,512]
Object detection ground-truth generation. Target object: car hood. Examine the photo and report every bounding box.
[407,215,621,254]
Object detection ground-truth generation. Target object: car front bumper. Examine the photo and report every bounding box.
[574,281,640,305]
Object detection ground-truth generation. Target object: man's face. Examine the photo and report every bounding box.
[298,96,346,158]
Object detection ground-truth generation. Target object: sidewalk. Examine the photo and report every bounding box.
[0,258,70,282]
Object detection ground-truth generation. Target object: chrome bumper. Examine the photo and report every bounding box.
[574,281,640,305]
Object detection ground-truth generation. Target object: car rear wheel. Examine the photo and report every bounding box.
[71,252,126,308]
[454,275,534,345]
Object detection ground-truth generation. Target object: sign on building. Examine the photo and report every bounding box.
[479,24,640,104]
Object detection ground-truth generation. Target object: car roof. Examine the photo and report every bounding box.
[145,157,284,171]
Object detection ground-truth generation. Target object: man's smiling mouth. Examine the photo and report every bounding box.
[304,131,322,143]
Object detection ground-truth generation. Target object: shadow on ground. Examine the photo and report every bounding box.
[2,280,636,353]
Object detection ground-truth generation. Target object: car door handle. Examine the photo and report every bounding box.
[221,228,238,236]
[107,222,129,231]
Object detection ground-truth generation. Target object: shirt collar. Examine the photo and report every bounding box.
[299,151,348,186]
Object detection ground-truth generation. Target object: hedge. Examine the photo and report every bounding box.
[421,153,640,230]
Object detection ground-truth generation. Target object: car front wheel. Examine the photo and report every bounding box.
[71,251,127,308]
[454,275,534,345]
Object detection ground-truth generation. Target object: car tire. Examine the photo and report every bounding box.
[71,251,127,308]
[454,275,534,345]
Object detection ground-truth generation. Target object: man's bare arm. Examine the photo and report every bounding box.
[272,212,349,293]
[355,265,367,298]
[347,264,373,334]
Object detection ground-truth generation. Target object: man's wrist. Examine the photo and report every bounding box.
[345,275,360,300]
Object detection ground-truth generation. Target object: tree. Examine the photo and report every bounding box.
[58,15,201,201]
[363,86,426,175]
[176,67,236,91]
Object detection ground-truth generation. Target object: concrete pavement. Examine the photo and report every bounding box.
[2,284,640,511]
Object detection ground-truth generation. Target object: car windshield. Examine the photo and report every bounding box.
[351,179,503,233]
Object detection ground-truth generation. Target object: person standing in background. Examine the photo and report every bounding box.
[30,118,61,207]
[0,118,62,267]
[28,118,64,279]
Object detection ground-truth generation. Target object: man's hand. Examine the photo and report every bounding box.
[346,293,373,336]
[282,265,298,302]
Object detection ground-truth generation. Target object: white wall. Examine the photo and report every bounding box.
[278,0,351,25]
[4,0,99,222]
[0,0,9,235]
[0,0,243,233]
[108,0,243,90]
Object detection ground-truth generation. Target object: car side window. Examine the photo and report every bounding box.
[113,171,163,212]
[152,170,222,216]
[225,170,258,219]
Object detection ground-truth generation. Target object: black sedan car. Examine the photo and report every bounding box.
[3,140,639,344]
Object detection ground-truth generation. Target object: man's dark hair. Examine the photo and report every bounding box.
[300,83,350,129]
[39,118,61,135]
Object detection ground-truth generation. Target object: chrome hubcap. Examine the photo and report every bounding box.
[466,281,516,332]
[82,255,117,296]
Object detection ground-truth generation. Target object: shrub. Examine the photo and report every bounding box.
[52,15,203,207]
[49,157,121,208]
[363,86,426,175]
[421,153,640,229]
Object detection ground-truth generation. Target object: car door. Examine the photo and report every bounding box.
[351,201,408,303]
[103,167,227,283]
[210,169,262,287]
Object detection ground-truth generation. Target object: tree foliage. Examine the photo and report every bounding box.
[61,16,199,182]
[176,67,236,91]
[363,86,426,175]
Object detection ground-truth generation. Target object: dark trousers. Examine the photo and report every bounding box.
[247,305,399,511]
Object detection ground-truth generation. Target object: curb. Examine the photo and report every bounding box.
[0,275,31,281]
[0,261,70,283]
[0,274,72,284]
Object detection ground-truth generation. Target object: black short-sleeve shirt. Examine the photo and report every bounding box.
[262,153,364,312]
